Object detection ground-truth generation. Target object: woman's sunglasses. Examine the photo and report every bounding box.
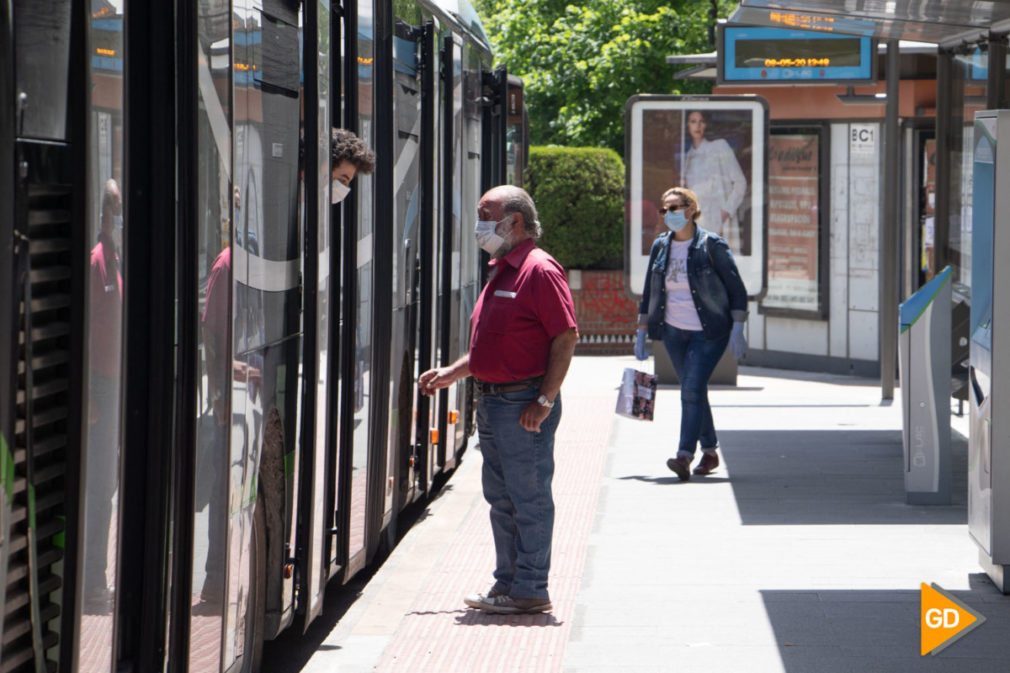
[659,204,690,214]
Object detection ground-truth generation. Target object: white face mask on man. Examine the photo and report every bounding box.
[331,179,351,204]
[474,214,514,257]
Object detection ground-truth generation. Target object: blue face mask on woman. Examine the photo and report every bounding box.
[664,208,688,232]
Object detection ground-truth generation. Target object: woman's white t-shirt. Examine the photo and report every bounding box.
[664,238,702,331]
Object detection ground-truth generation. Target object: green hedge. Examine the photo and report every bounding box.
[524,146,624,270]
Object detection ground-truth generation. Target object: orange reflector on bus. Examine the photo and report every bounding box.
[283,563,294,579]
[448,410,459,424]
[430,428,439,445]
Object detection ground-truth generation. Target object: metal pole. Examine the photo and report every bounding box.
[881,39,900,399]
[987,36,1006,110]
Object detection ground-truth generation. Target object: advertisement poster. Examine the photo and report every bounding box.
[763,132,821,313]
[626,96,767,298]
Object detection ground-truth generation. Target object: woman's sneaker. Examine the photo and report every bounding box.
[666,455,692,481]
[693,451,720,476]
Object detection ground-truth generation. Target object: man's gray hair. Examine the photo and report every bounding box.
[499,186,542,240]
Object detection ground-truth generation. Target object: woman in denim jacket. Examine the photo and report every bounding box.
[634,187,748,481]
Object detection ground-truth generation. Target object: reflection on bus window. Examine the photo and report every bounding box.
[190,1,232,671]
[79,5,124,671]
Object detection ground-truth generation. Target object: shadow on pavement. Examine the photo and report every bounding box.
[453,611,564,627]
[618,474,731,485]
[260,572,369,672]
[718,429,967,526]
[739,366,895,388]
[762,575,1010,672]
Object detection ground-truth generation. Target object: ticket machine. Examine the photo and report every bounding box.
[969,109,1010,593]
[898,266,952,505]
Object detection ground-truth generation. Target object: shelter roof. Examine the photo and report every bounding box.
[730,1,1010,45]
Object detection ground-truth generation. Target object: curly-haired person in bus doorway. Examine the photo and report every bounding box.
[419,185,579,615]
[634,186,748,481]
[327,127,376,200]
[296,127,376,205]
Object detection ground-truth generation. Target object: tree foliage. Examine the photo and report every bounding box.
[473,0,734,156]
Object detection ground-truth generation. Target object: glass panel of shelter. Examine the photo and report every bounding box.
[920,135,938,286]
[945,44,988,299]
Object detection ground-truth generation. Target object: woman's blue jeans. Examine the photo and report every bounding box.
[661,323,729,455]
[476,386,560,601]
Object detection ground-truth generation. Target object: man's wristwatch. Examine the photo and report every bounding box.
[536,394,554,409]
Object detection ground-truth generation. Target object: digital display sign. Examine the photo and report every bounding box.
[719,25,876,85]
[765,11,838,32]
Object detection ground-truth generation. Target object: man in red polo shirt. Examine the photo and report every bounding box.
[84,178,123,611]
[419,185,578,615]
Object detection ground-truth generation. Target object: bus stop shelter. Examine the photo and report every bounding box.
[725,1,1010,397]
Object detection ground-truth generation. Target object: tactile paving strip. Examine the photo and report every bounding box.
[375,392,616,672]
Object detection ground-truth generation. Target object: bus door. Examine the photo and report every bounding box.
[384,10,426,534]
[227,0,302,663]
[298,0,333,629]
[411,20,436,496]
[433,33,457,482]
[480,66,508,193]
[188,0,235,670]
[336,0,377,588]
[77,4,127,671]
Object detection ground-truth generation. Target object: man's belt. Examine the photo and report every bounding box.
[474,375,544,396]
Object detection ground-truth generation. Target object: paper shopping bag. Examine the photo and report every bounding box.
[615,367,657,421]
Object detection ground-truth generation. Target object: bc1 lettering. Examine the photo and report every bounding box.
[851,128,874,143]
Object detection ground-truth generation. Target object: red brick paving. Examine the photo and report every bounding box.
[79,614,113,671]
[189,612,223,673]
[374,391,615,673]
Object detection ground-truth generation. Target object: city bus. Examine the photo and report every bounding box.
[0,0,525,671]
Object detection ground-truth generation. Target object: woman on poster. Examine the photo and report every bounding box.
[683,110,747,251]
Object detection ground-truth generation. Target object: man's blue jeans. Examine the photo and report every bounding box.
[661,323,729,455]
[476,386,561,601]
